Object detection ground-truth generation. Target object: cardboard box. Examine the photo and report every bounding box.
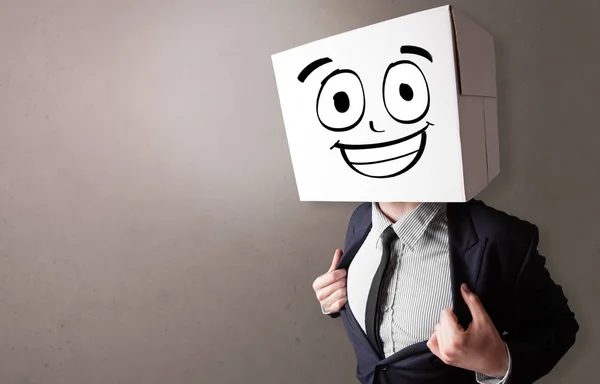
[272,5,498,202]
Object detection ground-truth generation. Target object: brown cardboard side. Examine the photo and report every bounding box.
[451,8,497,98]
[458,95,489,200]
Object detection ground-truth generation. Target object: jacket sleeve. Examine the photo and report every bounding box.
[503,226,579,383]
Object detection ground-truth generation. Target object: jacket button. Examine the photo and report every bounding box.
[381,365,388,371]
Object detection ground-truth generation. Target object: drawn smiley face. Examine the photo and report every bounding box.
[298,46,435,179]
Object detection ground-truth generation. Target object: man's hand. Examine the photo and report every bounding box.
[427,283,509,378]
[312,249,347,314]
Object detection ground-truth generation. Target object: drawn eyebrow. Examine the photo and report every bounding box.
[400,45,433,63]
[298,57,333,82]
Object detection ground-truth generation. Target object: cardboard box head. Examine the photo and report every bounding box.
[272,5,499,202]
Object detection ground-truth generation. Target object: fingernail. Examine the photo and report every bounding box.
[462,283,470,293]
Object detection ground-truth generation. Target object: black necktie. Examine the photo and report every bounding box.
[365,226,398,356]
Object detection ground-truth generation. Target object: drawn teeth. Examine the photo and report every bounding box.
[344,133,421,165]
[350,152,419,178]
[333,124,431,178]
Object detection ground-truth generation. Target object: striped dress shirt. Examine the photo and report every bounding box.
[347,202,451,354]
[346,202,509,384]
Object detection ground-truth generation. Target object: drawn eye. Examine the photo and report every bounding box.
[316,70,365,132]
[383,61,430,124]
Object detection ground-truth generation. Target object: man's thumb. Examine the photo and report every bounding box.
[461,283,488,323]
[328,249,343,272]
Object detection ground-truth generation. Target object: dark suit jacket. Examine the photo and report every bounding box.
[331,200,578,384]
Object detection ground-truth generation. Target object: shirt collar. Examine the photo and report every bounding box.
[371,202,445,250]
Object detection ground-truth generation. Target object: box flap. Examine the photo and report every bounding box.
[484,97,500,181]
[458,96,489,199]
[451,7,497,97]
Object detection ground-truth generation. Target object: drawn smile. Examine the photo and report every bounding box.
[330,122,433,178]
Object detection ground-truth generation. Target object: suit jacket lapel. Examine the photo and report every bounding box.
[333,205,376,355]
[338,203,372,270]
[447,202,487,329]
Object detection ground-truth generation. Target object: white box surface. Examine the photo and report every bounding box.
[272,5,498,202]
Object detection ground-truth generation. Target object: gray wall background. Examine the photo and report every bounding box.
[0,0,597,383]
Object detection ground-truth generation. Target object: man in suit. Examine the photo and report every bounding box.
[271,5,577,383]
[313,200,578,384]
